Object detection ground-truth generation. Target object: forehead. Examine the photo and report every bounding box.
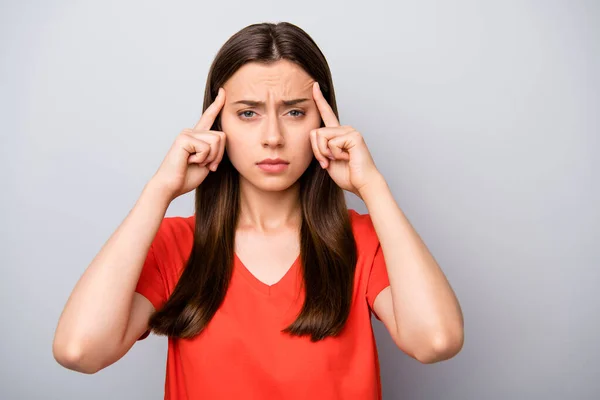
[223,60,314,99]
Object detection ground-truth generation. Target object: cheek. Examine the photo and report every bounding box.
[299,115,321,154]
[224,136,249,168]
[220,113,248,159]
[289,131,316,165]
[219,110,237,133]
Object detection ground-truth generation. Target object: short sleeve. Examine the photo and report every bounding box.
[133,216,194,340]
[134,233,169,340]
[135,243,168,312]
[365,242,390,321]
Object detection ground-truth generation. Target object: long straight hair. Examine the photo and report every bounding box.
[147,22,357,342]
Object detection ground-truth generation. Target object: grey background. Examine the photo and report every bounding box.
[1,1,598,399]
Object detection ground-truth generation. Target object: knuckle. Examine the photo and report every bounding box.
[189,131,208,141]
[191,139,207,150]
[175,134,188,144]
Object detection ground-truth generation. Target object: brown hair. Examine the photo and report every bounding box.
[148,22,357,342]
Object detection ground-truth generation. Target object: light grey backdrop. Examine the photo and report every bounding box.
[1,1,598,399]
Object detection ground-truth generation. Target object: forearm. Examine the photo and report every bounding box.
[53,181,171,365]
[359,174,464,360]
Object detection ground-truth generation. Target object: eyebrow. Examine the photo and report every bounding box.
[231,98,310,107]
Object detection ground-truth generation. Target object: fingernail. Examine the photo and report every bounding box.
[211,164,218,171]
[320,160,326,168]
[316,82,320,90]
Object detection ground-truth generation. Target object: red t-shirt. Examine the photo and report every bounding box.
[135,208,390,399]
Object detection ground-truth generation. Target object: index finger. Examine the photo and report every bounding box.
[194,87,226,131]
[312,81,340,128]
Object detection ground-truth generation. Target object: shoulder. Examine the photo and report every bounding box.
[158,214,195,233]
[347,209,380,252]
[347,209,378,244]
[151,214,195,254]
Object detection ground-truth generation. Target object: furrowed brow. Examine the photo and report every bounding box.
[232,98,310,107]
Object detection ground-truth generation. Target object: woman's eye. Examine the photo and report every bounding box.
[237,110,305,119]
[288,110,306,118]
[239,110,256,119]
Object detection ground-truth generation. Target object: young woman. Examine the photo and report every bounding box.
[53,22,464,399]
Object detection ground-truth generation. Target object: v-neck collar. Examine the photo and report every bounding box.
[234,252,301,296]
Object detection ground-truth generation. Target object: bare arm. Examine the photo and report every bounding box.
[53,89,228,374]
[52,182,171,374]
[363,175,464,364]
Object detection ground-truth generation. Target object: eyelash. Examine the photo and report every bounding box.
[237,110,306,119]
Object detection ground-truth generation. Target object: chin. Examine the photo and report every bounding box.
[256,181,298,192]
[246,173,300,192]
[237,164,310,193]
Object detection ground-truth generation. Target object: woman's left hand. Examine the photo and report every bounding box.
[310,82,383,198]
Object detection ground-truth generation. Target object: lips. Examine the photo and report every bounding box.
[257,158,289,165]
[256,158,290,173]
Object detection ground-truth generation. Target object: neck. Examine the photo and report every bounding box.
[237,177,302,234]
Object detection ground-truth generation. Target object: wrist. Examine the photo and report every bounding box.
[142,179,174,209]
[357,172,387,198]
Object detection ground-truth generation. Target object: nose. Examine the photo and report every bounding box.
[261,112,284,148]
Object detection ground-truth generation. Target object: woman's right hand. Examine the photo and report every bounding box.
[150,88,227,202]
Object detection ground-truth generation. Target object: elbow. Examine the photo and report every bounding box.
[415,329,464,364]
[52,338,102,374]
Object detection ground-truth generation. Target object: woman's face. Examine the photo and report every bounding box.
[219,59,322,192]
